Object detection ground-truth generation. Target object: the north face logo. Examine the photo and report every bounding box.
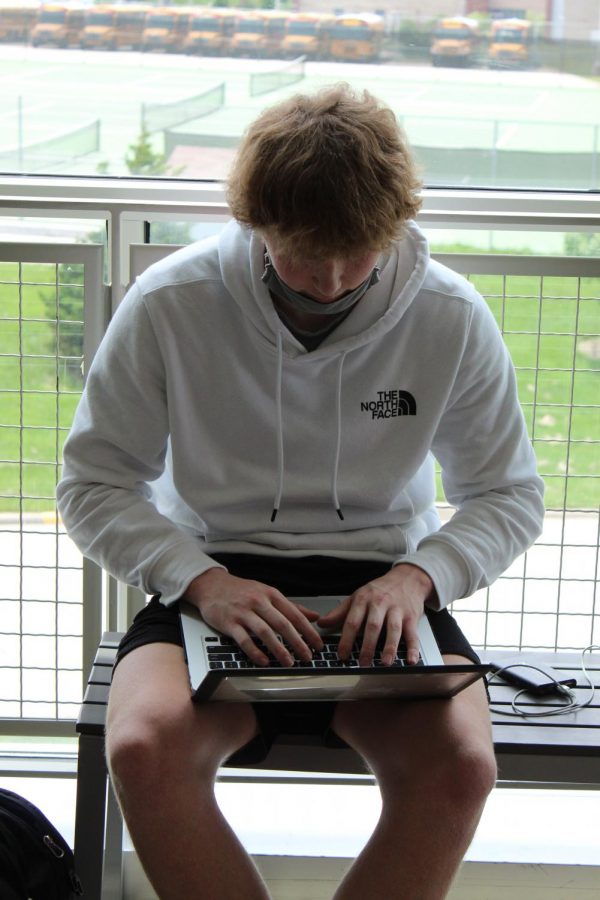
[360,390,417,419]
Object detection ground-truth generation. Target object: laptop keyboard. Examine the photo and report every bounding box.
[205,634,424,670]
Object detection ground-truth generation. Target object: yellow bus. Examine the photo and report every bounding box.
[183,8,236,56]
[0,0,39,43]
[328,13,384,63]
[488,18,536,69]
[281,12,335,60]
[229,10,288,58]
[113,4,149,51]
[430,16,481,67]
[80,6,116,50]
[141,6,192,53]
[31,4,87,47]
[80,5,150,51]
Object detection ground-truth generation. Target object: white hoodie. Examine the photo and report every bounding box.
[57,220,544,608]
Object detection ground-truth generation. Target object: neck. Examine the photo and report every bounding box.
[271,292,334,332]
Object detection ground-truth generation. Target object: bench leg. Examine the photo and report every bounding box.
[102,777,124,899]
[74,733,110,900]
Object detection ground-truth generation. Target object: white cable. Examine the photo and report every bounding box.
[488,645,599,719]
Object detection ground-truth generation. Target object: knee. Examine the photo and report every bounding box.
[432,740,498,811]
[106,701,257,792]
[106,709,186,791]
[380,738,497,814]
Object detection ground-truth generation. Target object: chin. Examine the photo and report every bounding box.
[310,295,342,304]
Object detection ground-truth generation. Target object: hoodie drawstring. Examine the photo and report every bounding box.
[270,335,346,523]
[332,352,347,520]
[271,330,285,522]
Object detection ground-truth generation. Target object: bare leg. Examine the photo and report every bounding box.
[106,643,271,900]
[330,655,497,900]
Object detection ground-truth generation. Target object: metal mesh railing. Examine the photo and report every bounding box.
[1,238,598,734]
[0,244,105,730]
[433,254,600,651]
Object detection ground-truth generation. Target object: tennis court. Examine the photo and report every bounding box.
[1,43,600,185]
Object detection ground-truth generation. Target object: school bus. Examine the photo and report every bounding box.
[31,4,87,47]
[141,6,191,53]
[328,13,384,63]
[229,10,288,58]
[0,0,39,42]
[114,4,149,50]
[80,6,115,50]
[488,18,536,69]
[80,4,149,51]
[281,12,334,60]
[430,16,481,67]
[183,8,236,56]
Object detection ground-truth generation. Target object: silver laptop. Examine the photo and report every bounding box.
[180,596,490,703]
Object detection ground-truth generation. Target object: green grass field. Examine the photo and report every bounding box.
[473,272,600,511]
[0,262,82,513]
[1,258,598,514]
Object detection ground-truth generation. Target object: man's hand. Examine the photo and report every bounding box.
[183,568,324,667]
[317,564,435,667]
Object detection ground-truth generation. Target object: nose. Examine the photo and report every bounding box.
[312,260,344,299]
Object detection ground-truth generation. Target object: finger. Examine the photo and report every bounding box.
[402,619,421,666]
[230,624,273,668]
[380,613,404,666]
[289,609,324,646]
[253,602,321,664]
[273,599,324,653]
[336,601,367,660]
[293,604,321,621]
[230,608,297,667]
[317,597,351,627]
[270,613,317,664]
[358,610,386,667]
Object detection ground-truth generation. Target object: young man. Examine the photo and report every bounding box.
[58,85,544,899]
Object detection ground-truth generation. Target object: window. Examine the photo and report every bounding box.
[1,0,599,731]
[1,1,599,189]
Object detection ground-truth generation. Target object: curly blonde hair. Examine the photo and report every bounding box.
[226,83,422,259]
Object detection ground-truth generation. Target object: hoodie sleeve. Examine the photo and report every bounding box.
[56,282,224,604]
[400,293,545,610]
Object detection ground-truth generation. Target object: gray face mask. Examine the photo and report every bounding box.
[261,252,380,316]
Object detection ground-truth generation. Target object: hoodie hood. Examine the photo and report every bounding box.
[218,219,430,360]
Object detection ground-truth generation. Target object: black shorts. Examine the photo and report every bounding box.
[114,554,482,765]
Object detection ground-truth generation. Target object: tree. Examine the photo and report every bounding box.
[125,128,171,176]
[38,226,106,386]
[564,232,600,257]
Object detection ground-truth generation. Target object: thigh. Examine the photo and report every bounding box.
[331,655,494,780]
[107,642,259,769]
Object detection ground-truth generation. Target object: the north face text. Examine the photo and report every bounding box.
[360,390,417,419]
